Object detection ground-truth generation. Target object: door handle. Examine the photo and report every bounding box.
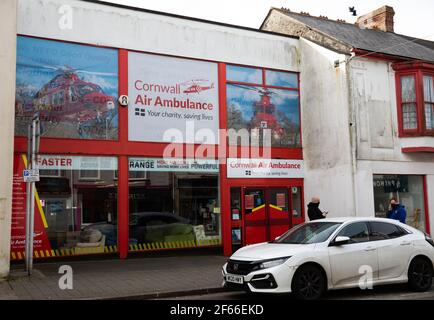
[400,241,412,246]
[364,246,376,252]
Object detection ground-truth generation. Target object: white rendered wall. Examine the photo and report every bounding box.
[0,0,17,279]
[299,38,356,218]
[350,58,434,222]
[17,0,299,71]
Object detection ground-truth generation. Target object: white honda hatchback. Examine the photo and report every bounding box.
[222,217,434,300]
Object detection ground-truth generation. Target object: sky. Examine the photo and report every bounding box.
[101,0,434,41]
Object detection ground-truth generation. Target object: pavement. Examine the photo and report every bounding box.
[0,254,228,300]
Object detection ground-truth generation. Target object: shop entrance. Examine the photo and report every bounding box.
[230,186,303,249]
[243,188,291,244]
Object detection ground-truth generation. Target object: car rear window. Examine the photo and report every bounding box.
[369,222,408,241]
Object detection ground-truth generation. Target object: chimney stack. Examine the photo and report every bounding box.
[356,5,395,32]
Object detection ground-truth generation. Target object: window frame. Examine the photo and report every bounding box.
[397,72,422,136]
[225,64,301,149]
[423,74,434,133]
[394,63,434,137]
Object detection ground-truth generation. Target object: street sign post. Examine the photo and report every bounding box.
[25,115,40,275]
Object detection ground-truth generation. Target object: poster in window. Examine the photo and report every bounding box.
[15,36,119,140]
[11,154,52,259]
[227,84,300,147]
[232,228,241,244]
[245,195,254,210]
[128,52,219,143]
[276,193,286,208]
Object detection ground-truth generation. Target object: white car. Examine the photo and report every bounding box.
[222,217,434,300]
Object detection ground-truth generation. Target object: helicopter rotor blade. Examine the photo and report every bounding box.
[17,62,59,71]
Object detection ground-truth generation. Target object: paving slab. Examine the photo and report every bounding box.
[0,255,228,300]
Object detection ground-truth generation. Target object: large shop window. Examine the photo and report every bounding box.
[373,175,428,232]
[15,36,119,140]
[128,158,220,251]
[226,65,300,148]
[11,155,118,260]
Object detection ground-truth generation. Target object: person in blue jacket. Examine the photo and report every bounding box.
[387,198,407,224]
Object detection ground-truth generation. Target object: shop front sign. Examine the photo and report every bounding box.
[227,158,304,178]
[129,157,219,173]
[128,52,219,144]
[37,155,117,171]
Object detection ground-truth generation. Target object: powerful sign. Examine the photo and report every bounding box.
[129,158,219,173]
[227,158,304,178]
[128,52,219,144]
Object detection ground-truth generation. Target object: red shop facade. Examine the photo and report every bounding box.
[11,33,304,262]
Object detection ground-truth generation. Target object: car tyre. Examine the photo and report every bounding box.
[291,264,326,300]
[408,257,433,292]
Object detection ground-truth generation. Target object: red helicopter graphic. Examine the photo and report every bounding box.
[230,84,285,139]
[16,62,116,136]
[181,79,214,94]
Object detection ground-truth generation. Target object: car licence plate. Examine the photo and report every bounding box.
[226,274,243,284]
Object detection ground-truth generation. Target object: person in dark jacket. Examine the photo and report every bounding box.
[307,197,328,221]
[387,198,406,224]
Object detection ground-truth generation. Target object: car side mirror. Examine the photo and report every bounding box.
[331,236,350,246]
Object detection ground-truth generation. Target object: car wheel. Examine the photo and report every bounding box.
[291,264,326,300]
[408,257,433,292]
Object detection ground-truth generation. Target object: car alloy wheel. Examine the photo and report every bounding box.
[292,265,326,300]
[408,257,433,292]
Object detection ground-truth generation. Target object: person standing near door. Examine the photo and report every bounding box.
[307,197,328,221]
[387,198,407,224]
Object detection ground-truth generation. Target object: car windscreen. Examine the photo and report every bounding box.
[273,222,342,244]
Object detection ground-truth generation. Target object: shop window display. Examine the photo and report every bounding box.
[128,158,220,251]
[11,155,118,259]
[373,175,427,232]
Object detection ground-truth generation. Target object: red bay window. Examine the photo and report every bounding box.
[394,62,434,137]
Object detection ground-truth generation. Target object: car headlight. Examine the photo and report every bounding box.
[424,232,434,247]
[254,257,291,270]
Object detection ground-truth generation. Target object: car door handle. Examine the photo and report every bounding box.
[364,246,376,252]
[400,241,412,246]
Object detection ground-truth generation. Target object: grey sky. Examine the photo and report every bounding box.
[102,0,434,41]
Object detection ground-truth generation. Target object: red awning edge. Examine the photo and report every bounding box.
[402,147,434,153]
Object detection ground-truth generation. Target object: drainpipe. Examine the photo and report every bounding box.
[345,52,358,217]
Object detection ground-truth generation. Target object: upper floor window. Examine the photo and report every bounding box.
[226,64,301,148]
[394,62,434,137]
[423,75,434,131]
[400,75,417,131]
